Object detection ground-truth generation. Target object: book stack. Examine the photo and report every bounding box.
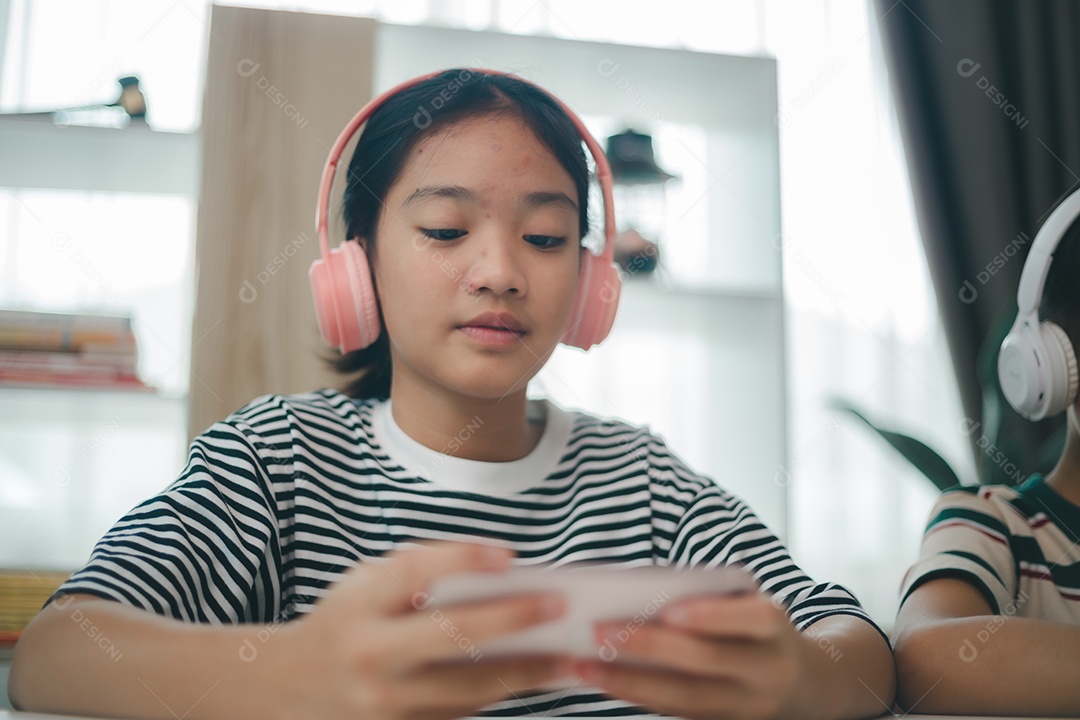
[0,570,71,647]
[0,309,146,390]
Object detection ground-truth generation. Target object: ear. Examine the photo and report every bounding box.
[353,235,375,262]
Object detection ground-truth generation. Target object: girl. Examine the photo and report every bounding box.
[10,69,894,720]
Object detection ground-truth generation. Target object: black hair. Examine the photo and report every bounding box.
[1038,194,1080,352]
[326,68,592,400]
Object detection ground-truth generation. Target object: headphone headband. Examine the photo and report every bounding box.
[315,68,615,266]
[1016,190,1080,316]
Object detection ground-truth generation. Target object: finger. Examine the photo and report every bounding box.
[403,655,573,712]
[595,622,772,681]
[659,593,789,640]
[364,541,515,615]
[389,591,564,667]
[575,659,759,719]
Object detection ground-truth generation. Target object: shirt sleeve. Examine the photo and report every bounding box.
[899,488,1017,614]
[46,413,284,624]
[648,434,882,636]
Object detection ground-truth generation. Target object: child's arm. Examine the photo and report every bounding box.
[573,592,894,720]
[894,576,1080,716]
[10,543,569,719]
[9,592,285,717]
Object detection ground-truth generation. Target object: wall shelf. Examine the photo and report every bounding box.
[0,116,198,572]
[0,115,199,195]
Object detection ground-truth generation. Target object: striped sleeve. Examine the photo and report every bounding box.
[46,412,285,624]
[649,435,879,634]
[899,488,1017,614]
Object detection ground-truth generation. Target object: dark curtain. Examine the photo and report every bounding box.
[874,0,1080,484]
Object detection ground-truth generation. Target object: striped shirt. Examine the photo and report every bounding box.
[900,476,1080,622]
[52,388,877,716]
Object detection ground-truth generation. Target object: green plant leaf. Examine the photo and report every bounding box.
[830,399,962,492]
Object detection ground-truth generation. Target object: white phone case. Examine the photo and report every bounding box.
[422,564,757,661]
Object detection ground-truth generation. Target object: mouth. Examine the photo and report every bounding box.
[457,312,527,347]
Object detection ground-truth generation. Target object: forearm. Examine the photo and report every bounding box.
[895,616,1080,715]
[786,615,896,720]
[9,595,287,719]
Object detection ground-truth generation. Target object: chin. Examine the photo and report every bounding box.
[457,376,531,400]
[441,365,536,400]
[416,338,560,399]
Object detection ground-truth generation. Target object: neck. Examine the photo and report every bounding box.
[387,373,542,463]
[1045,406,1080,506]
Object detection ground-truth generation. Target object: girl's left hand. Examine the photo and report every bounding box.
[574,592,814,720]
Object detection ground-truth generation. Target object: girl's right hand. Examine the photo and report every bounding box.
[270,542,571,720]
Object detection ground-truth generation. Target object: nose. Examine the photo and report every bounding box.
[462,230,527,297]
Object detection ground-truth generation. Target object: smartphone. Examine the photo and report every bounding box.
[421,563,757,659]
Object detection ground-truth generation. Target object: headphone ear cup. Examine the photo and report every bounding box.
[1041,321,1078,417]
[561,249,621,350]
[999,323,1042,419]
[309,240,381,353]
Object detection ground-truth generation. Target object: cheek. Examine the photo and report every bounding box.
[557,252,582,304]
[375,247,459,322]
[397,238,466,283]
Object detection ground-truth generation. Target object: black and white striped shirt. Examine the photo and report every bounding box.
[52,388,877,716]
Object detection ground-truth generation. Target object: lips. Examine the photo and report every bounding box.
[456,312,527,347]
[458,311,526,334]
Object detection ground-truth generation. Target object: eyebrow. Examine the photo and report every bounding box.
[403,185,480,206]
[524,191,578,213]
[403,185,578,213]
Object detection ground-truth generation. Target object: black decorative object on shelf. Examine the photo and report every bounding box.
[605,129,676,276]
[111,76,148,120]
[605,128,677,186]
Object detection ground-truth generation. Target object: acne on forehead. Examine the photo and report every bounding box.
[397,117,575,203]
[512,153,536,172]
[414,117,541,155]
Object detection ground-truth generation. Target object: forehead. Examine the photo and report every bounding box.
[393,114,575,191]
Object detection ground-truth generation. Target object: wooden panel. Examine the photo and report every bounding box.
[189,6,375,440]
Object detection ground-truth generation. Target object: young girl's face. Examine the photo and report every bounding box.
[371,113,581,401]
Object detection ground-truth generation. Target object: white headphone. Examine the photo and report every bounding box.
[998,190,1080,421]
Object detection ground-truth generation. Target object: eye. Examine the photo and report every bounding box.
[420,228,467,241]
[524,235,567,249]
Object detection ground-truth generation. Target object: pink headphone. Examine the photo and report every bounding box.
[309,69,621,354]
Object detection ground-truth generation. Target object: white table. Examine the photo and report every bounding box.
[3,713,1080,720]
